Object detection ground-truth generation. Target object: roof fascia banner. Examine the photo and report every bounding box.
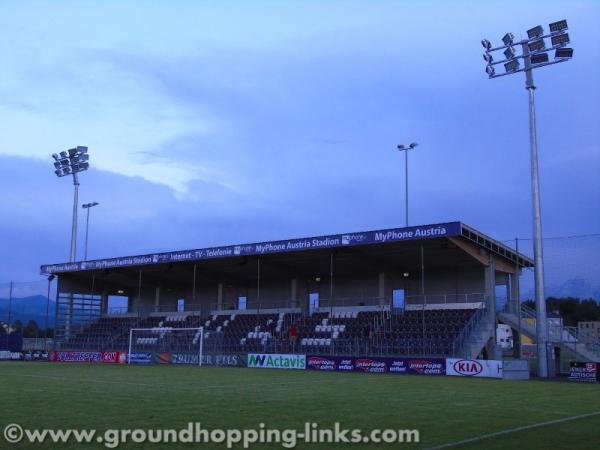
[41,222,461,274]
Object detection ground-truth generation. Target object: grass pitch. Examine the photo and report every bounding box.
[1,362,599,449]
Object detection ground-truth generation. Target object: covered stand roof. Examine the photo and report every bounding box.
[41,222,533,289]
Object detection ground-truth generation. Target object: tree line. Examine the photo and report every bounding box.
[0,320,54,338]
[523,297,600,327]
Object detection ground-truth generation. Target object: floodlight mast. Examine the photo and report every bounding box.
[481,20,573,379]
[51,147,90,262]
[70,172,80,262]
[396,142,419,227]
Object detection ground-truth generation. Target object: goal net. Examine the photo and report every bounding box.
[128,327,203,365]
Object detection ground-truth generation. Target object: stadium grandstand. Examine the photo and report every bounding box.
[40,221,537,361]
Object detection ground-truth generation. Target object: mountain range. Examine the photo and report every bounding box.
[520,277,600,302]
[0,295,55,327]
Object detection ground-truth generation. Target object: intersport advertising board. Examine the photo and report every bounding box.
[446,358,503,378]
[306,355,446,375]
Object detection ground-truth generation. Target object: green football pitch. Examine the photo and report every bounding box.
[1,362,599,449]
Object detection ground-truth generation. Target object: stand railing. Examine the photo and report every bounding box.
[405,293,486,306]
[451,306,487,357]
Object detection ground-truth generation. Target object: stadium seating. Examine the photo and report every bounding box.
[63,307,476,356]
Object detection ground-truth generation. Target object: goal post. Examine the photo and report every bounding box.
[127,327,204,366]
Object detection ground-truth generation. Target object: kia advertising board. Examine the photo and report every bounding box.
[247,353,306,370]
[446,358,503,378]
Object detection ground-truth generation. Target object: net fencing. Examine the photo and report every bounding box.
[128,327,203,365]
[502,233,600,302]
[0,279,55,347]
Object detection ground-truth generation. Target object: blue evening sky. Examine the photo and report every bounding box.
[0,1,598,296]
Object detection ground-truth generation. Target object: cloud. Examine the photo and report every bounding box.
[0,41,229,196]
[0,0,598,290]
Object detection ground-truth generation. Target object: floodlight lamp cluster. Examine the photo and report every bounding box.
[52,146,89,177]
[397,142,418,150]
[481,19,573,78]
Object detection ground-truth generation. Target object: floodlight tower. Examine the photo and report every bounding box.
[481,20,573,378]
[396,142,419,227]
[51,147,90,262]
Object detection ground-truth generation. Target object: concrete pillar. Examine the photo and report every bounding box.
[510,271,522,358]
[484,255,496,314]
[217,283,223,311]
[101,290,109,315]
[65,294,73,340]
[154,287,160,313]
[291,278,298,308]
[510,271,520,316]
[378,273,386,306]
[484,255,502,359]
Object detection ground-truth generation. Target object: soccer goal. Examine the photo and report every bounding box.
[128,327,204,365]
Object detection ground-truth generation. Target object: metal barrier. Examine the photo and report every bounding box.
[22,338,53,351]
[451,306,488,357]
[405,293,486,306]
[500,302,600,361]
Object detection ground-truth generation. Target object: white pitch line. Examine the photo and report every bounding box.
[428,411,600,449]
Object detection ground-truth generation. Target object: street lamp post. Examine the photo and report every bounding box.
[52,147,90,262]
[82,202,99,261]
[396,142,418,227]
[481,20,573,378]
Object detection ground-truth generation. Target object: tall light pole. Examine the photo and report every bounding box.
[7,281,12,331]
[396,142,418,227]
[45,274,55,351]
[52,147,90,262]
[481,20,573,378]
[82,202,99,261]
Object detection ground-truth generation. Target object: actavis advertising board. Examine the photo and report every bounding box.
[247,353,306,370]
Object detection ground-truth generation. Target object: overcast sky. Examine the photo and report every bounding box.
[0,1,598,291]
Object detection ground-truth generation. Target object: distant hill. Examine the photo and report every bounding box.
[549,278,600,301]
[521,277,600,302]
[0,295,55,327]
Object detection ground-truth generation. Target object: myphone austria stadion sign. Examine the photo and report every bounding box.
[41,222,461,274]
